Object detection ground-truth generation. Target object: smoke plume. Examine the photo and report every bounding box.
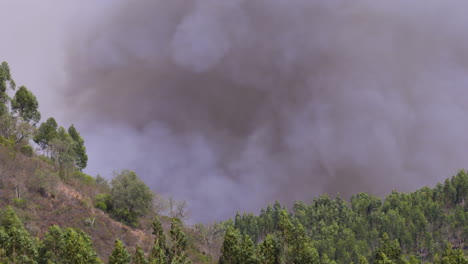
[64,0,468,222]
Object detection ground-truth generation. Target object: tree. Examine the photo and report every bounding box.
[374,233,405,264]
[49,127,76,176]
[0,207,38,264]
[239,234,257,264]
[434,244,468,264]
[34,117,58,151]
[38,225,65,264]
[110,170,153,226]
[289,224,319,264]
[257,234,281,264]
[133,245,147,264]
[169,218,190,264]
[219,226,240,264]
[149,216,168,264]
[62,228,101,264]
[11,86,41,125]
[0,61,15,106]
[0,105,34,144]
[68,124,88,171]
[109,239,131,264]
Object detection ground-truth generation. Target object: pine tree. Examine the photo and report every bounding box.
[108,239,131,264]
[435,243,468,264]
[38,225,65,264]
[62,228,101,264]
[149,216,168,264]
[219,226,240,264]
[374,233,404,264]
[169,218,190,264]
[0,207,38,263]
[289,224,319,264]
[257,234,281,264]
[132,245,147,264]
[239,234,257,264]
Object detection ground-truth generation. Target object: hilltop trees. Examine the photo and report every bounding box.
[223,170,468,264]
[0,61,88,173]
[0,61,41,146]
[33,118,89,174]
[0,61,15,108]
[68,124,88,171]
[11,85,41,125]
[34,117,58,151]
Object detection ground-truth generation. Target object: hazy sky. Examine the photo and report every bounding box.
[2,1,468,222]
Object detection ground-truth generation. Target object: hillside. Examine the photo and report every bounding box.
[1,141,468,263]
[223,171,468,263]
[0,60,467,263]
[0,143,218,263]
[0,145,155,259]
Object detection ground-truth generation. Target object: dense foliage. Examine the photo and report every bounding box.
[0,207,192,264]
[219,171,468,264]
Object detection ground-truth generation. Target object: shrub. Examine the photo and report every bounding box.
[12,198,26,209]
[0,136,14,147]
[111,208,138,227]
[20,145,33,157]
[94,193,112,212]
[73,171,96,186]
[95,202,107,212]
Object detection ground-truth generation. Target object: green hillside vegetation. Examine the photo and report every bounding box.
[0,61,213,263]
[219,170,468,263]
[0,61,467,263]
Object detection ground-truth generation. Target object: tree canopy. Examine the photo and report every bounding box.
[110,170,153,226]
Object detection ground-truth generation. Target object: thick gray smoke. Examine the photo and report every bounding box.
[64,0,468,222]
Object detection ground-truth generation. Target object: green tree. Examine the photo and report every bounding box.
[149,216,167,264]
[169,218,190,264]
[38,225,65,264]
[109,239,131,264]
[359,256,369,264]
[239,234,257,264]
[289,224,319,264]
[374,233,405,264]
[68,124,88,171]
[110,170,153,226]
[50,127,76,176]
[34,117,58,151]
[62,228,101,264]
[434,244,468,264]
[133,245,147,264]
[219,226,240,264]
[0,207,38,264]
[257,234,281,264]
[11,86,41,125]
[0,61,15,106]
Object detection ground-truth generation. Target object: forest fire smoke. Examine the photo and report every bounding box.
[64,0,468,221]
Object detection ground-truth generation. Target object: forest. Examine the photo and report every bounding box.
[0,61,467,263]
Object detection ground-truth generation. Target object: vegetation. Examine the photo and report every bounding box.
[0,60,466,263]
[217,171,468,263]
